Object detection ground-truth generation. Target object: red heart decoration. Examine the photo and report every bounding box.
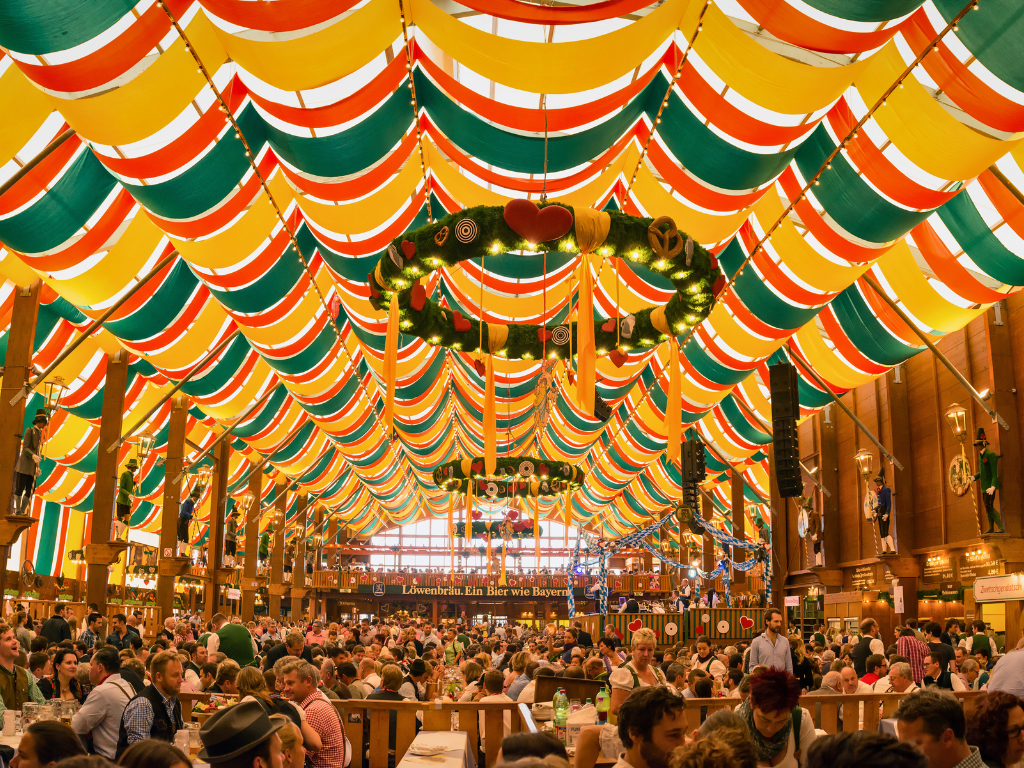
[472,511,482,520]
[507,510,518,521]
[473,359,487,376]
[537,328,553,342]
[713,275,726,298]
[739,615,754,630]
[609,349,628,368]
[453,311,471,333]
[627,619,642,632]
[410,283,426,312]
[367,273,381,299]
[401,240,416,260]
[611,628,623,641]
[503,199,573,245]
[538,463,549,476]
[567,370,576,385]
[601,317,617,333]
[471,461,484,473]
[695,625,705,635]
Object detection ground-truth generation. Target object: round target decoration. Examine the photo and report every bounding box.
[551,325,571,345]
[664,622,678,637]
[455,218,479,244]
[519,460,535,477]
[701,613,711,624]
[485,482,498,497]
[717,620,730,634]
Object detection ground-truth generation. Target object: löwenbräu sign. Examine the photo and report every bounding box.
[361,583,586,598]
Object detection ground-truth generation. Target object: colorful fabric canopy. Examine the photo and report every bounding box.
[0,0,1022,568]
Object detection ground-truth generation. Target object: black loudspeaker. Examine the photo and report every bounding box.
[768,362,802,497]
[680,439,706,483]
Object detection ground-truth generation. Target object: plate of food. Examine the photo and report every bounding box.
[407,743,449,757]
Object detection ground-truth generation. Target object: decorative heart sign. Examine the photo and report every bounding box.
[410,283,426,311]
[601,317,617,333]
[473,359,487,376]
[453,311,471,332]
[609,349,628,368]
[471,461,484,473]
[627,619,643,632]
[503,199,573,245]
[739,615,754,630]
[537,328,553,342]
[401,240,416,260]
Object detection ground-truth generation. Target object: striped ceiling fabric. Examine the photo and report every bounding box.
[0,0,1022,570]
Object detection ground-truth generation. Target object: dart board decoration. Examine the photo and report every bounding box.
[368,201,721,362]
[433,456,583,498]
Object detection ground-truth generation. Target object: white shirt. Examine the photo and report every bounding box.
[478,693,513,750]
[364,672,381,690]
[71,673,134,759]
[517,680,537,704]
[689,653,727,681]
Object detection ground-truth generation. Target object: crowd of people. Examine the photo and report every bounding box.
[2,604,1022,768]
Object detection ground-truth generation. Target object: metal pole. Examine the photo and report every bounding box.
[107,328,241,452]
[786,347,904,471]
[731,394,831,498]
[0,128,77,199]
[10,251,178,406]
[862,274,1009,431]
[173,385,277,486]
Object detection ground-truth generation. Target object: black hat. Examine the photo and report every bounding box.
[409,658,427,676]
[974,428,989,447]
[32,409,47,424]
[198,699,287,763]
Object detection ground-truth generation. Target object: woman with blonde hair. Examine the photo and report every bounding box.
[609,628,666,718]
[235,666,322,752]
[271,713,305,768]
[789,636,813,692]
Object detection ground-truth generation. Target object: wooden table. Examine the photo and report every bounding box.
[395,731,476,768]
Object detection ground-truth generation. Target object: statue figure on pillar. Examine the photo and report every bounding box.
[803,496,823,568]
[177,486,200,556]
[873,474,895,554]
[12,409,47,516]
[114,458,138,540]
[224,506,239,568]
[974,428,1003,533]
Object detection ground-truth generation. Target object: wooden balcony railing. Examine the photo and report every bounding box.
[309,570,671,595]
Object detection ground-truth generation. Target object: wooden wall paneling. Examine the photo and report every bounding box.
[798,419,818,571]
[907,349,942,549]
[836,394,861,564]
[883,368,915,553]
[982,304,1022,537]
[819,412,840,572]
[768,446,787,616]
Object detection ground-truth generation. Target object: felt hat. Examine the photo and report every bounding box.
[126,458,138,469]
[198,700,287,763]
[32,409,48,425]
[974,428,989,447]
[409,658,427,676]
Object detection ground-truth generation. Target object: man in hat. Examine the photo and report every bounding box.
[115,458,139,541]
[225,504,239,568]
[399,658,428,701]
[806,497,824,567]
[198,699,286,768]
[13,409,47,516]
[973,428,1003,533]
[873,475,895,554]
[178,486,200,557]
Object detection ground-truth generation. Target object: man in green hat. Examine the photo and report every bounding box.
[13,409,47,516]
[973,428,1003,533]
[115,459,139,541]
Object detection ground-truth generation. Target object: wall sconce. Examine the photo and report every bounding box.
[945,403,968,442]
[854,449,874,478]
[237,491,254,520]
[136,432,155,464]
[43,377,67,412]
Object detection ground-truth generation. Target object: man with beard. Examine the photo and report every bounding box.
[614,686,687,768]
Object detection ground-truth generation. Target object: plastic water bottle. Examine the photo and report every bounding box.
[595,688,610,724]
[553,688,569,743]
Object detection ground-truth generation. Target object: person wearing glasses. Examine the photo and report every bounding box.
[966,691,1024,768]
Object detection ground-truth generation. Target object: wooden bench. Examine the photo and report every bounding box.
[535,676,607,705]
[334,699,537,768]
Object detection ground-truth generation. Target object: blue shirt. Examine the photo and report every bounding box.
[507,674,530,701]
[79,627,98,649]
[876,485,892,515]
[179,498,195,522]
[987,651,1024,698]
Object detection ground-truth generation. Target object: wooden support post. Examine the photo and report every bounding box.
[818,412,840,572]
[156,397,190,620]
[882,370,915,554]
[327,517,339,567]
[291,495,309,618]
[85,352,130,612]
[768,446,788,626]
[269,483,287,618]
[240,462,262,621]
[310,504,323,623]
[204,441,231,620]
[983,306,1022,536]
[701,494,715,589]
[731,468,745,588]
[0,281,41,571]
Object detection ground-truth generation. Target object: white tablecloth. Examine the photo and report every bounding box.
[397,731,476,768]
[0,735,19,750]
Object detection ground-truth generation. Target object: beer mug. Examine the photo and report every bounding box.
[21,703,37,729]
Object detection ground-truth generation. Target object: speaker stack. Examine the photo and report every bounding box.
[680,439,706,512]
[769,362,802,498]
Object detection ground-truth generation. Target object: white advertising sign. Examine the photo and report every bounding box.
[784,596,799,607]
[974,573,1024,603]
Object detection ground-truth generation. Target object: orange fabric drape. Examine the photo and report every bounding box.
[383,293,399,435]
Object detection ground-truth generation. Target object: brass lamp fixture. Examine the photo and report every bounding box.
[854,448,874,478]
[136,431,155,464]
[42,377,67,412]
[945,403,968,441]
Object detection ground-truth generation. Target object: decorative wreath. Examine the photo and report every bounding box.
[457,521,541,540]
[433,456,583,497]
[368,201,721,361]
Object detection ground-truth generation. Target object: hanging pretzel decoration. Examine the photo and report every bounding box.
[648,216,685,261]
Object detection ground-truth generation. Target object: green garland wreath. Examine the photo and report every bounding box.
[368,202,721,360]
[433,455,583,498]
[456,521,540,540]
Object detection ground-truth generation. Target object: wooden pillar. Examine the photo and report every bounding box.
[311,504,323,622]
[240,462,262,621]
[85,352,130,612]
[292,495,309,618]
[0,281,41,570]
[701,493,715,593]
[156,397,189,620]
[731,468,745,587]
[768,446,788,621]
[204,441,231,620]
[984,306,1022,536]
[327,517,339,567]
[817,411,840,570]
[269,483,286,617]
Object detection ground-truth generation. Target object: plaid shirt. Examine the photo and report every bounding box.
[79,627,98,649]
[898,634,931,685]
[122,688,178,747]
[300,691,346,768]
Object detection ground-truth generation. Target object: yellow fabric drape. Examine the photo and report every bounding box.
[486,521,493,576]
[500,540,508,586]
[383,293,399,435]
[667,337,682,463]
[534,496,541,561]
[572,209,610,417]
[484,356,496,476]
[564,490,571,546]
